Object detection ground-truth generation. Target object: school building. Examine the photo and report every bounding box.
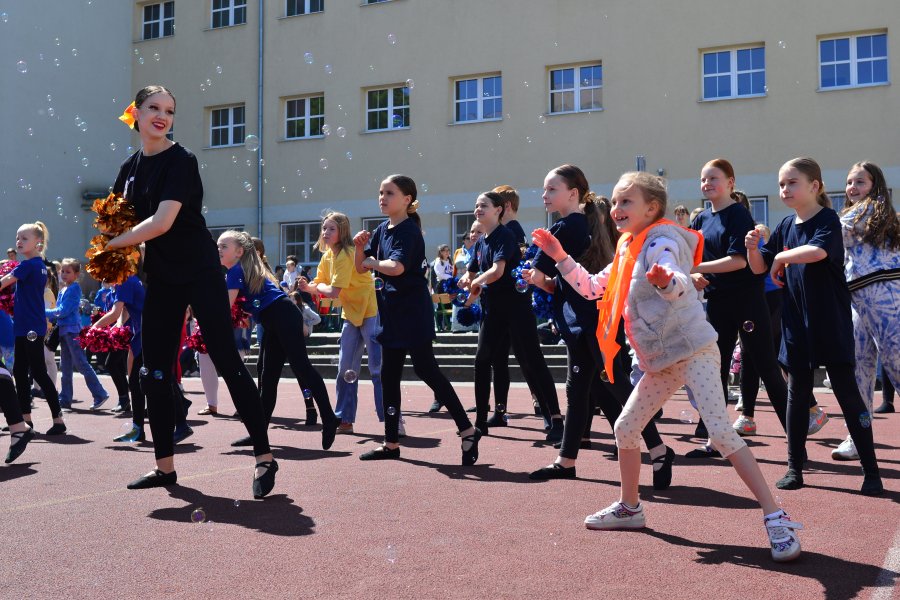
[2,0,898,266]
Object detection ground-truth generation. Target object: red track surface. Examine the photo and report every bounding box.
[1,376,897,600]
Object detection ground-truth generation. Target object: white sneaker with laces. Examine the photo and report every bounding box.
[832,435,858,461]
[398,417,407,438]
[584,501,645,530]
[765,510,803,562]
[732,415,757,436]
[807,406,829,435]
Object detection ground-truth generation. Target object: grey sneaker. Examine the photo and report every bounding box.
[584,501,646,530]
[807,406,829,435]
[765,510,803,562]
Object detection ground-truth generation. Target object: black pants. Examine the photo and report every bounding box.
[382,343,471,444]
[130,352,146,427]
[141,270,270,460]
[0,372,24,426]
[787,363,878,474]
[706,288,787,427]
[559,328,663,460]
[258,297,333,424]
[494,328,544,417]
[474,299,559,426]
[105,349,130,399]
[13,335,60,418]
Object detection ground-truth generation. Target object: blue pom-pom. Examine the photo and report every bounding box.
[452,290,469,307]
[456,304,482,326]
[524,244,539,260]
[532,288,554,320]
[441,277,461,294]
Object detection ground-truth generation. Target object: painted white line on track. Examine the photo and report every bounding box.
[872,524,900,600]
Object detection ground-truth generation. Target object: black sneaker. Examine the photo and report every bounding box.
[545,418,564,443]
[485,412,508,427]
[360,445,400,461]
[529,463,576,480]
[112,402,131,413]
[173,423,194,444]
[693,420,708,438]
[428,400,442,413]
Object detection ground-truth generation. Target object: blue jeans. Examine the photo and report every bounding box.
[335,316,384,423]
[59,331,108,403]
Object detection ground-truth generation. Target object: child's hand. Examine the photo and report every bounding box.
[468,281,483,300]
[690,272,709,290]
[745,228,761,251]
[353,230,371,248]
[457,272,471,289]
[296,277,310,293]
[531,229,567,262]
[646,264,674,289]
[521,268,536,285]
[769,260,786,288]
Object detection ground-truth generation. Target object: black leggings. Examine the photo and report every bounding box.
[257,297,333,424]
[706,288,787,427]
[787,363,878,474]
[0,372,24,426]
[382,343,472,444]
[13,335,61,418]
[560,327,664,460]
[130,352,146,427]
[474,299,559,426]
[141,270,270,460]
[105,349,130,399]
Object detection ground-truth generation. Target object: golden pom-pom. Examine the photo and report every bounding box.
[93,193,138,236]
[85,246,140,285]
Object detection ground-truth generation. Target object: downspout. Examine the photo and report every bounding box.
[257,0,264,236]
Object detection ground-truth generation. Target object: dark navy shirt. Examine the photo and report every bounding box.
[365,217,434,348]
[505,220,528,246]
[226,263,285,318]
[467,224,523,310]
[692,202,761,297]
[112,275,145,355]
[760,208,853,368]
[12,256,48,337]
[533,213,598,342]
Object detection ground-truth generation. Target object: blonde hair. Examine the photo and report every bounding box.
[782,157,831,208]
[218,230,279,295]
[19,221,50,258]
[617,172,668,220]
[314,211,353,257]
[60,257,81,274]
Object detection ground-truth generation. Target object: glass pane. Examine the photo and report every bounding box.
[234,106,245,125]
[212,11,226,28]
[752,70,765,94]
[820,40,834,63]
[717,75,730,97]
[393,87,410,107]
[858,35,872,59]
[703,76,717,99]
[836,63,851,86]
[164,2,174,18]
[286,119,303,138]
[717,51,730,74]
[873,59,888,83]
[551,70,565,90]
[310,117,323,136]
[463,101,477,121]
[286,99,301,119]
[483,98,500,119]
[311,0,323,12]
[835,38,850,61]
[234,125,244,144]
[737,49,750,71]
[562,91,574,112]
[550,92,564,113]
[368,89,387,109]
[235,6,246,24]
[703,53,716,75]
[367,111,380,130]
[287,0,299,16]
[753,47,765,69]
[376,111,388,130]
[821,65,835,88]
[858,61,873,85]
[211,129,222,146]
[309,96,324,115]
[737,72,751,95]
[873,34,887,58]
[562,68,575,88]
[163,19,174,36]
[455,103,468,122]
[580,65,600,87]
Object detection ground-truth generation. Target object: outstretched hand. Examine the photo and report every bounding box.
[531,229,566,262]
[646,263,674,289]
[353,230,371,248]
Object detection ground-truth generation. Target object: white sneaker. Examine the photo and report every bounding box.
[584,501,645,530]
[823,376,831,389]
[832,435,858,461]
[807,406,829,435]
[765,510,803,562]
[732,415,757,436]
[735,397,744,412]
[398,417,407,438]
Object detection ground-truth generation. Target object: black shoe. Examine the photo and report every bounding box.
[5,428,35,463]
[685,445,721,459]
[653,408,663,421]
[173,424,194,444]
[652,446,675,490]
[111,403,131,413]
[127,469,178,489]
[31,389,45,399]
[45,423,67,436]
[533,401,542,416]
[552,439,591,450]
[252,460,279,499]
[693,420,708,439]
[529,463,576,480]
[305,408,318,427]
[231,435,253,447]
[182,398,192,420]
[485,412,508,427]
[322,416,339,451]
[461,428,482,466]
[545,418,564,443]
[360,445,400,461]
[428,401,442,413]
[861,472,884,496]
[775,469,804,490]
[873,402,895,414]
[474,421,489,438]
[466,405,478,413]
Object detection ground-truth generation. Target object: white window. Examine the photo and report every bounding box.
[361,216,386,232]
[452,212,476,252]
[364,0,391,4]
[820,33,888,89]
[211,0,246,28]
[366,85,410,131]
[748,195,768,226]
[143,1,174,40]
[702,46,766,100]
[454,75,502,123]
[549,63,602,114]
[285,95,324,139]
[281,222,320,266]
[210,105,245,147]
[286,0,323,16]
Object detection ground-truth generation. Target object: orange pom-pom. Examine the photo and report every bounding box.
[92,193,138,236]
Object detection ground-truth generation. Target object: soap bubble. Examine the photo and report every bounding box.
[420,183,429,192]
[303,52,314,64]
[54,58,61,68]
[26,128,33,136]
[73,216,79,223]
[538,115,547,124]
[387,33,397,45]
[245,134,260,151]
[252,299,261,308]
[243,181,253,192]
[345,152,353,160]
[202,205,209,214]
[386,544,397,564]
[386,406,396,416]
[153,52,160,61]
[599,369,609,383]
[26,331,38,342]
[139,367,149,376]
[138,57,144,65]
[216,65,223,74]
[319,158,328,170]
[302,388,312,399]
[57,207,64,215]
[109,143,117,151]
[443,204,455,214]
[374,277,385,291]
[152,370,163,380]
[76,175,83,184]
[0,12,8,23]
[258,158,265,167]
[523,81,529,87]
[336,126,346,138]
[81,157,90,167]
[514,279,529,293]
[190,508,207,524]
[778,40,786,49]
[679,410,695,424]
[742,320,755,333]
[200,84,207,92]
[245,159,252,167]
[343,370,358,384]
[71,48,78,56]
[16,61,27,74]
[324,64,333,75]
[572,365,580,374]
[405,78,414,89]
[200,163,207,170]
[301,189,309,199]
[56,196,63,205]
[526,136,532,144]
[321,124,331,136]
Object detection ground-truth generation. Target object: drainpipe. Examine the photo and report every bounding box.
[256,0,265,236]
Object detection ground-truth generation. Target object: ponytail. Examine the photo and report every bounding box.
[816,189,832,208]
[20,221,49,258]
[385,173,422,230]
[783,157,831,209]
[580,193,616,272]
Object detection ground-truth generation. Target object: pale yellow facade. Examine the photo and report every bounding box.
[2,0,898,266]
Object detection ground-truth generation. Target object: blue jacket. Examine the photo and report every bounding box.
[46,283,84,335]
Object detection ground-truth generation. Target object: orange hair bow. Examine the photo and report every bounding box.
[118,101,137,129]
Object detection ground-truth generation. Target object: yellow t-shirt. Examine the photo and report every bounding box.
[312,248,377,327]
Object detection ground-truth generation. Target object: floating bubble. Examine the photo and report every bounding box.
[599,369,609,383]
[523,81,529,87]
[206,78,211,86]
[153,52,160,61]
[343,370,358,384]
[303,52,314,64]
[76,175,82,184]
[442,204,455,214]
[26,331,38,342]
[73,216,79,223]
[56,196,63,205]
[252,299,261,308]
[386,406,396,417]
[392,114,404,128]
[345,151,352,160]
[232,155,238,163]
[53,58,61,68]
[16,61,27,74]
[233,499,240,507]
[324,64,333,75]
[386,544,397,564]
[109,143,117,151]
[296,169,302,177]
[138,57,144,65]
[572,365,580,374]
[775,495,783,507]
[301,189,309,199]
[216,65,223,74]
[336,126,346,138]
[152,370,164,380]
[200,163,207,170]
[405,78,414,89]
[308,186,314,194]
[679,410,694,424]
[281,186,286,193]
[302,388,312,399]
[81,157,89,167]
[259,158,265,167]
[538,115,547,124]
[139,366,149,376]
[0,12,7,22]
[243,181,253,192]
[190,508,207,524]
[742,320,755,333]
[321,124,331,136]
[133,48,139,55]
[201,205,209,215]
[514,279,530,293]
[200,83,207,92]
[245,134,260,151]
[71,48,78,56]
[420,183,429,192]
[374,277,385,291]
[777,40,786,49]
[526,136,532,144]
[245,159,252,167]
[26,128,33,136]
[318,158,328,170]
[387,33,397,45]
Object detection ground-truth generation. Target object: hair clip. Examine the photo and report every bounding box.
[118,101,137,129]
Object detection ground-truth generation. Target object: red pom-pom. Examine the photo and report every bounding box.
[232,295,251,329]
[0,260,18,316]
[186,328,208,354]
[76,326,112,353]
[107,325,133,351]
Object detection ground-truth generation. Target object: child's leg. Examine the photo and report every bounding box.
[851,305,879,415]
[785,368,814,472]
[65,333,107,400]
[21,335,62,419]
[129,353,146,428]
[409,343,473,434]
[361,316,384,421]
[380,346,406,446]
[58,333,74,404]
[197,351,218,408]
[257,333,285,423]
[336,320,364,423]
[826,363,878,474]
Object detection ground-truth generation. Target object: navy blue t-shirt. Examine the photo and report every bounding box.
[365,217,434,348]
[12,256,48,337]
[759,208,853,369]
[226,263,284,318]
[467,223,523,310]
[112,275,145,355]
[692,202,761,297]
[505,220,528,246]
[533,213,598,341]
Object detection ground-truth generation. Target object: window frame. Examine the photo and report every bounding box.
[211,0,247,29]
[701,45,767,101]
[819,32,889,90]
[548,62,603,115]
[365,84,410,132]
[284,94,325,140]
[452,74,503,124]
[209,105,246,148]
[286,0,323,17]
[280,221,321,267]
[452,212,476,253]
[361,216,386,232]
[142,1,175,40]
[748,195,768,226]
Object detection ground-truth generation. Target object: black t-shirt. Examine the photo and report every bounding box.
[113,143,219,284]
[467,224,523,310]
[533,212,597,341]
[505,219,527,246]
[760,208,853,369]
[365,217,434,348]
[692,202,760,297]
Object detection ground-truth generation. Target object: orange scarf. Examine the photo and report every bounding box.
[595,219,703,382]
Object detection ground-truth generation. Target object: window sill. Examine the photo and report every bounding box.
[204,23,248,32]
[448,118,503,126]
[362,127,410,134]
[278,135,326,142]
[817,81,890,92]
[546,108,604,117]
[361,0,397,6]
[278,11,324,20]
[134,34,175,43]
[698,93,767,102]
[203,144,246,150]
